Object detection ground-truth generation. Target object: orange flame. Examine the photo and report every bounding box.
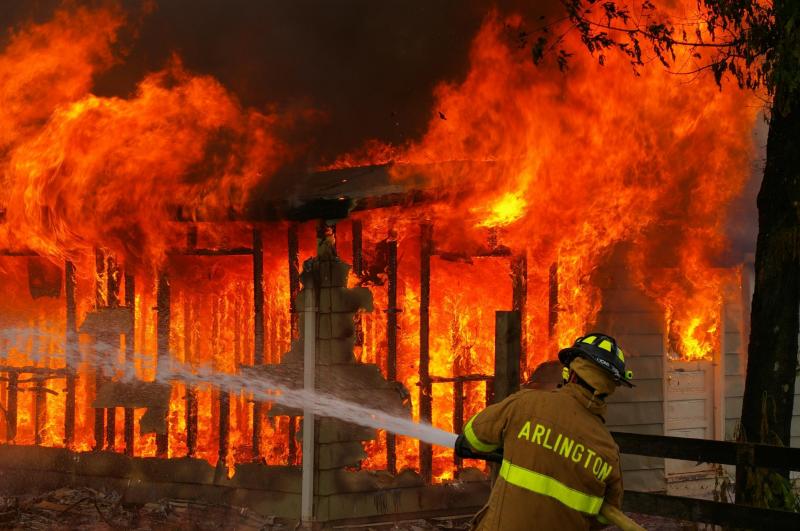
[330,11,758,362]
[0,2,759,482]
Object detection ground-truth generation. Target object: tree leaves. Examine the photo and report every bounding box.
[531,0,800,109]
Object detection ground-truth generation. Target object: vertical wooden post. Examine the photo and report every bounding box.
[453,378,464,470]
[93,250,105,451]
[107,256,120,307]
[494,311,521,402]
[183,293,197,457]
[105,256,120,450]
[386,235,398,475]
[34,377,44,446]
[64,261,77,448]
[124,272,135,456]
[548,262,558,339]
[185,296,198,457]
[156,272,170,457]
[252,227,265,458]
[6,372,18,442]
[287,222,300,465]
[492,310,521,481]
[185,228,198,458]
[219,390,231,466]
[419,223,433,484]
[352,220,364,349]
[511,254,527,378]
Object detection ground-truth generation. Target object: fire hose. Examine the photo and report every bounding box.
[453,436,646,531]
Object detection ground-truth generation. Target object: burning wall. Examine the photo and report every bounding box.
[0,0,763,492]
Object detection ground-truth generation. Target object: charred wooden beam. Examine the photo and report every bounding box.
[428,374,492,384]
[548,262,558,339]
[5,372,18,442]
[107,256,120,308]
[219,390,230,465]
[156,272,170,457]
[288,222,300,339]
[186,387,198,457]
[419,223,433,484]
[169,247,254,256]
[352,220,363,279]
[211,294,230,466]
[453,378,464,470]
[93,250,105,451]
[33,378,45,446]
[124,272,135,456]
[182,217,199,456]
[183,292,198,457]
[287,222,300,464]
[386,235,398,475]
[252,227,265,458]
[494,311,521,403]
[105,256,120,450]
[511,254,527,377]
[352,220,364,348]
[64,260,77,448]
[288,416,298,466]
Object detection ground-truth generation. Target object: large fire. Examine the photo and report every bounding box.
[0,1,757,482]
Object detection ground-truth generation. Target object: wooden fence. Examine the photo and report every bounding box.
[612,431,800,528]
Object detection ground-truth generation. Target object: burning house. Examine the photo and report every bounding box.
[0,1,797,528]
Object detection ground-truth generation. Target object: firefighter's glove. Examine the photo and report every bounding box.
[454,434,504,463]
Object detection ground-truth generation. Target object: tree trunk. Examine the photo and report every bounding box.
[737,84,800,506]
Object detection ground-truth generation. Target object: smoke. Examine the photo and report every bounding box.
[95,0,492,168]
[722,114,766,264]
[0,0,562,166]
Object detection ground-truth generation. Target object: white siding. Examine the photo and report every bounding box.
[595,253,666,492]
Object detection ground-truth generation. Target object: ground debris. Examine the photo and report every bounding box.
[138,498,276,530]
[0,488,693,530]
[0,487,132,530]
[0,487,281,531]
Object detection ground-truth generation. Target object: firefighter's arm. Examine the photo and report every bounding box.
[454,392,523,458]
[592,455,625,529]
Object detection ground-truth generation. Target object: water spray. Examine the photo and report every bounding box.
[0,327,457,449]
[0,328,644,530]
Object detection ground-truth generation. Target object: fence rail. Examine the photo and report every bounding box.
[611,431,800,528]
[612,431,800,470]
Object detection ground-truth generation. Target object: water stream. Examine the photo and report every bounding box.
[0,328,458,450]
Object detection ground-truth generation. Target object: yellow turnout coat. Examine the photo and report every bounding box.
[465,383,623,530]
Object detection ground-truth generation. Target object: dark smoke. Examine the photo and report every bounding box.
[101,0,493,168]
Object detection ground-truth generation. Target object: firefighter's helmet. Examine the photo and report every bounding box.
[558,333,634,387]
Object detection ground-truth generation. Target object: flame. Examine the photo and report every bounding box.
[0,4,123,155]
[331,10,757,363]
[475,192,527,228]
[0,1,759,482]
[2,58,292,267]
[0,4,299,469]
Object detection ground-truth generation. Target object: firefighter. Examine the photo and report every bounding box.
[455,333,634,530]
